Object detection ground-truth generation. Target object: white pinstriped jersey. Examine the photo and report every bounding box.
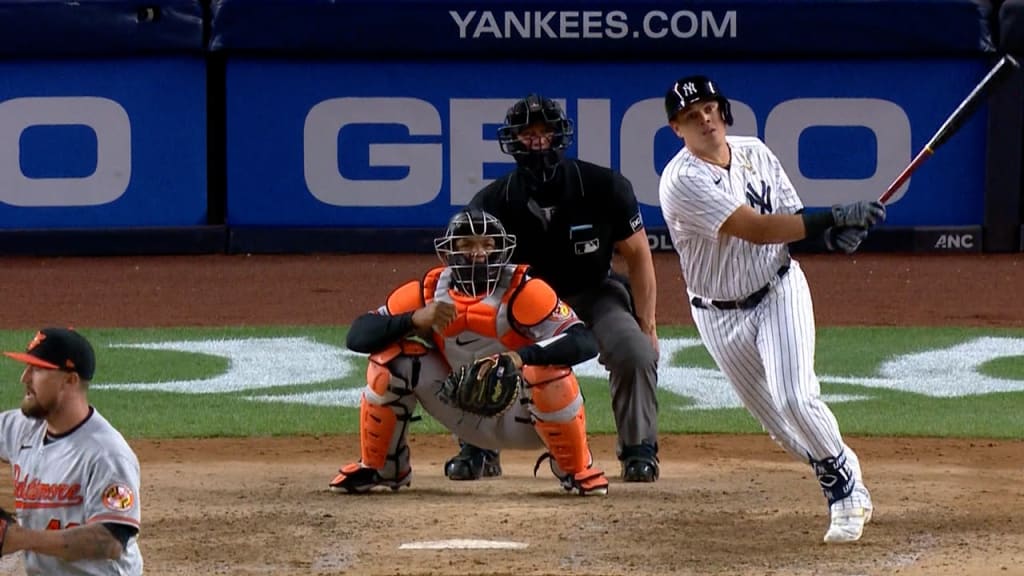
[659,135,802,300]
[0,407,142,576]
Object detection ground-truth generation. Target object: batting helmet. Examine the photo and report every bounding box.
[434,209,517,298]
[664,75,733,125]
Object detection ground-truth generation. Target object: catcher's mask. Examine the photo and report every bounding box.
[497,94,574,183]
[664,75,734,125]
[434,209,517,298]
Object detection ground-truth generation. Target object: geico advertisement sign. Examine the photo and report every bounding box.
[0,97,131,207]
[303,97,911,208]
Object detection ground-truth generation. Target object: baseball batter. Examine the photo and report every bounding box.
[329,209,609,496]
[1,327,142,574]
[658,75,886,543]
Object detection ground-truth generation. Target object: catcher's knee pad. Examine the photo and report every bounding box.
[366,341,429,398]
[526,367,590,475]
[359,343,426,473]
[525,366,583,419]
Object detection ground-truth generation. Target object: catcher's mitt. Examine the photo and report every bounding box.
[440,353,522,417]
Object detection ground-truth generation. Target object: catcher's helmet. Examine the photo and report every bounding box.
[664,75,733,125]
[434,209,517,298]
[497,94,574,182]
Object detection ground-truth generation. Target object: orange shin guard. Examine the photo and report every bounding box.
[526,366,590,475]
[359,395,398,470]
[358,345,420,471]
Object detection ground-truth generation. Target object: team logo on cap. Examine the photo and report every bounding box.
[681,82,697,97]
[102,483,135,511]
[27,332,46,351]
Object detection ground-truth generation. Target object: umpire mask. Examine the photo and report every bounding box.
[497,94,574,183]
[434,209,517,298]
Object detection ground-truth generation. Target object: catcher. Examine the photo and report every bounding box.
[329,208,609,496]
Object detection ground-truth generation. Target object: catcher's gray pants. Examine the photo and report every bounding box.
[365,352,596,478]
[565,276,659,455]
[394,353,546,452]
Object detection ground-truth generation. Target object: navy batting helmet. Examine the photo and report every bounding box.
[664,76,733,125]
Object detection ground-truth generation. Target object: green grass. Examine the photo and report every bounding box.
[1,326,1021,440]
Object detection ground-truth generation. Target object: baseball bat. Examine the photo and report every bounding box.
[879,54,1020,204]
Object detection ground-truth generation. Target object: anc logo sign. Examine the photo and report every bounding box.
[93,336,1024,411]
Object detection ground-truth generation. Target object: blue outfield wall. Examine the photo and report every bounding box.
[0,0,1019,254]
[209,0,993,58]
[0,58,208,229]
[225,58,990,230]
[0,0,208,236]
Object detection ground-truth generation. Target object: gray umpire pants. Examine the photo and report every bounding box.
[565,276,659,456]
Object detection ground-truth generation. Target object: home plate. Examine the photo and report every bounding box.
[399,539,529,550]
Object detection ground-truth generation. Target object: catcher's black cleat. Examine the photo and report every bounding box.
[444,443,502,481]
[533,452,609,496]
[620,443,660,483]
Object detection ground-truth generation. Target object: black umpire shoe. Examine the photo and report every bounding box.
[444,442,502,481]
[620,442,660,482]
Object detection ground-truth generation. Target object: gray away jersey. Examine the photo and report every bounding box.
[0,408,143,576]
[659,135,803,301]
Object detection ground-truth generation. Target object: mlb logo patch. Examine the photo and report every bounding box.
[629,213,643,232]
[575,239,599,255]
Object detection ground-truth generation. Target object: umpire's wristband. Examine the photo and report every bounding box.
[801,210,836,240]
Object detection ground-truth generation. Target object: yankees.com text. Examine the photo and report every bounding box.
[449,10,736,40]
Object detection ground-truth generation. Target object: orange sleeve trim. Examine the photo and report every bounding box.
[510,278,559,327]
[386,280,426,315]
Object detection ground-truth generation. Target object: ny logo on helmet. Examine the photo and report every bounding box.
[681,82,698,97]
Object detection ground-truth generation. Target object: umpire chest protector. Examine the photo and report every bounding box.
[493,160,623,298]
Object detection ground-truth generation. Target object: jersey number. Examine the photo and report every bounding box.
[45,519,81,531]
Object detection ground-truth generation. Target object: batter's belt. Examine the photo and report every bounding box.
[690,265,790,311]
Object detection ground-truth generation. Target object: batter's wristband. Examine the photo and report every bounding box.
[801,210,836,240]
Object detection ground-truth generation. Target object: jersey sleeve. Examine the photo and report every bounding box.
[84,453,141,529]
[509,277,583,341]
[762,143,804,214]
[660,159,742,239]
[0,409,24,462]
[609,173,644,242]
[468,178,509,221]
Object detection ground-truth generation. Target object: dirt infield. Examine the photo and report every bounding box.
[0,252,1022,575]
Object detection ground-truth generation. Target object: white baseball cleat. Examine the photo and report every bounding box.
[823,506,870,543]
[823,487,873,543]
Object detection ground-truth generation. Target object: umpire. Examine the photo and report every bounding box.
[445,94,662,483]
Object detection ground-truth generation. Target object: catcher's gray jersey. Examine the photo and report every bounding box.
[0,408,142,576]
[372,264,586,450]
[378,264,583,370]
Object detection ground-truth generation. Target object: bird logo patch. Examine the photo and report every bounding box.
[550,303,572,320]
[102,484,135,511]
